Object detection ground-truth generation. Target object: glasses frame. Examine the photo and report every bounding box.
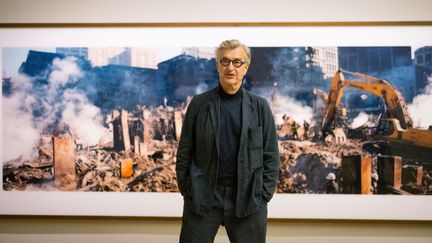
[218,58,247,68]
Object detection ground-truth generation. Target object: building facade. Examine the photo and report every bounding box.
[414,46,432,70]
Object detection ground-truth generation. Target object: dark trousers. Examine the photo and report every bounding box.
[179,183,267,243]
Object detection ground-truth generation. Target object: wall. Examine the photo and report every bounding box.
[1,0,432,242]
[0,0,432,23]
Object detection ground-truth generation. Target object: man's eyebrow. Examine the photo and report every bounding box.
[221,57,243,60]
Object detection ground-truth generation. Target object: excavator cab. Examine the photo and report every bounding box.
[376,119,396,137]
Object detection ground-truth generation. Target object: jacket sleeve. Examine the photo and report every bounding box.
[261,99,280,202]
[175,97,196,196]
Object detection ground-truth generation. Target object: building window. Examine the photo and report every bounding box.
[426,53,432,63]
[417,55,424,64]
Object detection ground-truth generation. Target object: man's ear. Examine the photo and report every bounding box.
[244,64,249,73]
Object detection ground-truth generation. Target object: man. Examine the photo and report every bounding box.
[176,39,280,243]
[325,172,339,194]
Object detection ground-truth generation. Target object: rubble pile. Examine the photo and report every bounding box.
[3,99,432,195]
[3,135,55,191]
[76,146,178,192]
[277,139,363,193]
[3,105,183,192]
[3,142,180,192]
[3,161,54,191]
[277,115,312,141]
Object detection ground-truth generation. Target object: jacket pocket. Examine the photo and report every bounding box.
[248,126,263,149]
[248,126,263,170]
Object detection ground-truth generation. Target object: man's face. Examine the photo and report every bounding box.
[216,47,249,89]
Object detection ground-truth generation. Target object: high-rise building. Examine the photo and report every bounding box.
[182,47,215,59]
[57,47,160,68]
[308,47,339,79]
[156,54,218,104]
[56,48,88,59]
[337,47,414,110]
[338,47,412,73]
[87,48,125,67]
[109,48,159,68]
[414,46,432,70]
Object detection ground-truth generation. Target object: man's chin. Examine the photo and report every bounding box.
[221,79,239,86]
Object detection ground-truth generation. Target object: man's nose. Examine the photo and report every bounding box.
[226,62,235,71]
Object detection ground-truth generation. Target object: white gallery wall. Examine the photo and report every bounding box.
[0,0,432,243]
[0,0,431,23]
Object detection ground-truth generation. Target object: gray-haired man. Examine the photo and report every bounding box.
[176,39,280,243]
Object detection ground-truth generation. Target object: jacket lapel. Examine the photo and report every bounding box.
[239,89,255,147]
[208,87,220,155]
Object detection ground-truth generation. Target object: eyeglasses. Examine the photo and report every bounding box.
[218,58,247,68]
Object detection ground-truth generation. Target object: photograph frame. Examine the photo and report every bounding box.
[1,22,432,221]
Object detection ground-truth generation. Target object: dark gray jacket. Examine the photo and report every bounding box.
[176,86,280,217]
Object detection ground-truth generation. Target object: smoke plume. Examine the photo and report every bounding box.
[61,89,105,146]
[272,95,314,125]
[2,89,40,161]
[252,86,313,125]
[2,56,106,162]
[408,75,432,128]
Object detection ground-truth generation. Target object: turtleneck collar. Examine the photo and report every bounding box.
[218,83,243,99]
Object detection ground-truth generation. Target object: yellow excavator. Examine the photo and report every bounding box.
[321,69,432,164]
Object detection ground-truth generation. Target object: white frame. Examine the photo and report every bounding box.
[1,25,432,220]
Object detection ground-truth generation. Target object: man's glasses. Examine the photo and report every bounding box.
[218,58,247,68]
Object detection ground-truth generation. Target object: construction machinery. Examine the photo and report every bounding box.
[320,69,432,163]
[312,88,328,113]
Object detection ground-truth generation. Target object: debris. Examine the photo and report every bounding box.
[53,135,76,191]
[402,164,423,186]
[3,88,431,195]
[377,155,402,193]
[340,154,371,194]
[120,158,133,178]
[3,105,182,192]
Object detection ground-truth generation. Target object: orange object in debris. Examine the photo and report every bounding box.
[121,158,133,178]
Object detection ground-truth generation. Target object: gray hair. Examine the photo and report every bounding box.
[215,39,251,63]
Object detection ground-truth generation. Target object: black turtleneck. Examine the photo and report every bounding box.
[218,84,242,183]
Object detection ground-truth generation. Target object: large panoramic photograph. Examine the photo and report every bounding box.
[1,26,432,219]
[3,45,432,195]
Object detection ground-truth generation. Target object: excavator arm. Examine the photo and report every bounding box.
[321,69,413,134]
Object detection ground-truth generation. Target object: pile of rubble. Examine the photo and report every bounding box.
[3,104,183,192]
[3,141,179,192]
[3,135,55,191]
[4,102,432,195]
[76,144,178,192]
[277,139,363,193]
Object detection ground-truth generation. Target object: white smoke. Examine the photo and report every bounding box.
[350,112,369,129]
[408,75,432,128]
[47,57,83,96]
[195,82,208,94]
[2,56,105,162]
[252,86,313,125]
[61,89,105,146]
[2,90,40,161]
[272,95,314,125]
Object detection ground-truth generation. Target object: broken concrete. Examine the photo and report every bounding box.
[53,135,76,191]
[377,155,402,192]
[340,154,371,194]
[3,100,432,195]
